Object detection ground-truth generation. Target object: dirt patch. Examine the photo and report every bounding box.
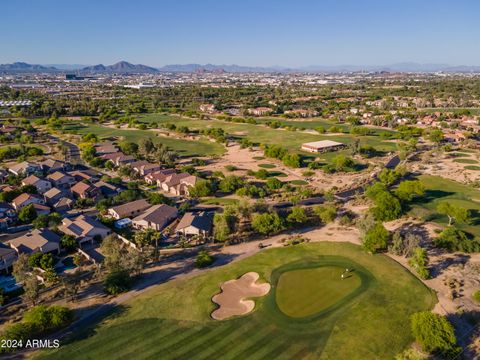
[211,272,270,320]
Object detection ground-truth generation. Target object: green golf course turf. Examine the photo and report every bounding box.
[36,242,436,360]
[275,264,362,318]
[61,122,225,157]
[410,174,480,239]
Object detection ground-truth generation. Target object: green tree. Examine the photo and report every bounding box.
[410,312,459,356]
[18,204,37,223]
[61,234,77,251]
[12,253,31,283]
[287,207,308,225]
[436,202,471,226]
[395,180,425,202]
[251,212,285,235]
[188,180,215,198]
[362,222,389,253]
[371,191,402,221]
[313,204,337,224]
[23,276,40,305]
[408,247,429,279]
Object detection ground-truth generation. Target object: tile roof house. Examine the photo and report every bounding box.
[43,187,66,205]
[160,173,199,196]
[53,197,74,213]
[130,161,162,176]
[94,142,119,155]
[107,199,151,220]
[46,171,76,189]
[132,204,178,231]
[101,152,136,167]
[59,215,111,246]
[40,159,68,173]
[12,193,45,210]
[0,202,17,228]
[0,243,17,271]
[22,174,52,194]
[71,181,99,199]
[32,203,51,216]
[175,211,214,237]
[94,181,122,197]
[144,169,176,185]
[9,228,61,255]
[8,161,42,176]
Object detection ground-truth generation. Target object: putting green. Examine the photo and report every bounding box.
[276,266,361,318]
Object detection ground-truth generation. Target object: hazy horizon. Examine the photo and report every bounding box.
[2,0,480,67]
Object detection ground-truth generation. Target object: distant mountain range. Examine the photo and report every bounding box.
[2,60,480,74]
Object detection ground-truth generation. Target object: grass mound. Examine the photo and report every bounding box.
[465,165,480,171]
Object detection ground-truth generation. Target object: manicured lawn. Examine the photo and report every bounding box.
[62,122,225,157]
[37,243,436,360]
[289,180,308,185]
[410,175,480,238]
[258,163,276,169]
[465,165,480,171]
[453,158,478,164]
[276,263,362,318]
[139,114,398,156]
[199,197,239,206]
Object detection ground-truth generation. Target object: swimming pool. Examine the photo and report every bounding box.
[0,275,21,293]
[56,256,78,273]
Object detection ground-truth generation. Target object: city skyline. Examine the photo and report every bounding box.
[2,0,480,67]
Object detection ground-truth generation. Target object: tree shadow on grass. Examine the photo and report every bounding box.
[413,189,455,205]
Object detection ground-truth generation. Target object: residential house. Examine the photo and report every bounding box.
[71,182,98,199]
[247,107,272,116]
[131,161,162,176]
[40,159,68,173]
[47,171,76,189]
[0,202,17,228]
[94,142,118,156]
[175,211,213,238]
[12,193,45,210]
[107,199,151,220]
[32,203,51,216]
[0,243,17,272]
[0,169,9,183]
[59,215,111,246]
[101,152,136,167]
[8,161,42,176]
[53,197,74,213]
[43,187,66,205]
[161,173,199,196]
[68,170,99,183]
[9,228,61,255]
[94,181,122,197]
[144,169,176,185]
[22,174,52,194]
[132,204,178,231]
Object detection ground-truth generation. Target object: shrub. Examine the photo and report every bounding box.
[313,204,337,224]
[410,312,460,357]
[473,290,480,303]
[104,270,132,295]
[362,222,389,253]
[195,250,214,268]
[434,227,480,253]
[251,212,285,235]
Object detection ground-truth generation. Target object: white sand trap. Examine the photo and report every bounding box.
[211,272,270,320]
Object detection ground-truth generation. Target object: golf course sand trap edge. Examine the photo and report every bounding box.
[211,272,271,320]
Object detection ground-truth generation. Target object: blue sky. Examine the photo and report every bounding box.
[1,0,479,67]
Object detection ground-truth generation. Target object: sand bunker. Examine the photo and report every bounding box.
[211,272,271,320]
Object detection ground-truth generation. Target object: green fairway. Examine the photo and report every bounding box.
[453,158,478,164]
[465,165,480,171]
[62,122,225,157]
[37,242,435,360]
[275,263,362,318]
[411,175,480,238]
[258,163,276,169]
[139,114,398,155]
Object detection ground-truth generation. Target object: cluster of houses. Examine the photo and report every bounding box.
[0,159,125,230]
[108,198,213,239]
